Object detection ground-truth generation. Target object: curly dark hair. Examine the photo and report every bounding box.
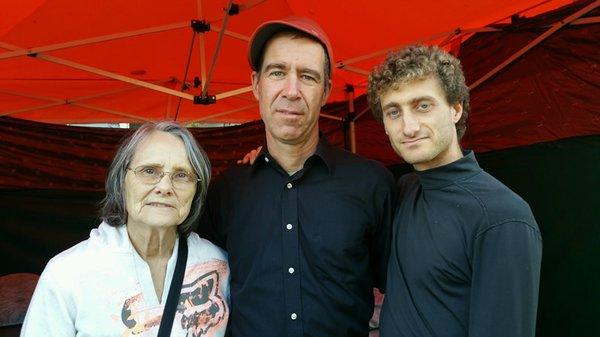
[367,45,470,139]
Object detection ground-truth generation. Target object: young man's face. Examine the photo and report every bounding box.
[380,76,463,171]
[252,33,330,147]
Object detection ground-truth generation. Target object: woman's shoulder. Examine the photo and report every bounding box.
[38,239,98,288]
[185,232,228,262]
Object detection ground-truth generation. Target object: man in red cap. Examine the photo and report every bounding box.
[198,17,396,337]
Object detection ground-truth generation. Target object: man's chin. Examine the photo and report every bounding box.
[397,150,431,167]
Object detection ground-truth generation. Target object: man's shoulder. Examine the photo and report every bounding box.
[462,170,538,229]
[397,172,419,195]
[210,164,253,189]
[331,147,394,179]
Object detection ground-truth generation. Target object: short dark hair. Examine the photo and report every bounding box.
[256,29,331,93]
[367,45,470,139]
[100,121,211,237]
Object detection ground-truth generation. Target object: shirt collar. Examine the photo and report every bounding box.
[252,135,336,175]
[416,150,482,189]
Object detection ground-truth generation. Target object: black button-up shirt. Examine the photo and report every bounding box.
[198,138,396,337]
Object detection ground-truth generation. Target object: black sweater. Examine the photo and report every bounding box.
[380,151,542,337]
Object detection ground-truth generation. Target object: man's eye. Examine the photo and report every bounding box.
[269,70,284,77]
[417,103,431,111]
[301,74,316,82]
[386,110,400,119]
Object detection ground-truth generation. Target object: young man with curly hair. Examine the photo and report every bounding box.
[367,45,542,337]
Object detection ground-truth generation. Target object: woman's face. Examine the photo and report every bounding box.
[124,131,197,231]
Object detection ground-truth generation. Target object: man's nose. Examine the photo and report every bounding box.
[282,75,300,99]
[402,113,420,137]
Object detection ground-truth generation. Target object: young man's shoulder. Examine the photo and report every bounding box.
[462,170,538,231]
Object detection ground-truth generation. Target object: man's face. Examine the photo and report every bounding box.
[380,76,463,171]
[252,33,330,146]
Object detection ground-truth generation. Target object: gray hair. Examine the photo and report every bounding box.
[100,121,211,237]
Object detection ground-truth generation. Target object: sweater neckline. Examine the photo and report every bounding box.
[415,150,482,189]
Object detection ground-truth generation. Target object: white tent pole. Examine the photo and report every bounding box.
[71,102,153,122]
[341,66,370,76]
[0,89,62,103]
[571,16,600,25]
[0,81,172,118]
[36,54,195,100]
[197,0,208,90]
[215,85,253,100]
[490,0,552,24]
[0,21,250,61]
[336,12,598,82]
[336,29,456,68]
[438,30,461,48]
[470,0,600,90]
[0,41,195,100]
[201,0,234,98]
[0,99,151,122]
[1,103,63,117]
[320,113,343,121]
[354,106,371,122]
[0,22,188,61]
[212,25,250,41]
[2,33,252,105]
[0,80,171,103]
[187,103,258,123]
[71,79,174,102]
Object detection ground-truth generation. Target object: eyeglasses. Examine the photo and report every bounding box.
[128,165,199,189]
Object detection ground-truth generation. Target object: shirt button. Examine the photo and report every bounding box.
[286,182,293,189]
[291,313,297,320]
[286,223,293,230]
[264,157,269,163]
[288,267,295,274]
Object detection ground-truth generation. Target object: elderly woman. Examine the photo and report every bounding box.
[21,122,229,337]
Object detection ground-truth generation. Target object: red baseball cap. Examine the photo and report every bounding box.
[247,16,334,77]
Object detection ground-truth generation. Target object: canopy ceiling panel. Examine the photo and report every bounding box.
[0,0,574,124]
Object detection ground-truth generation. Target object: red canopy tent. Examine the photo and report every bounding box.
[1,0,588,125]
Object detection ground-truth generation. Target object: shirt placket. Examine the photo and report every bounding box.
[281,178,303,337]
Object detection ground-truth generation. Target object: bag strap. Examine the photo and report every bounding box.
[157,236,188,337]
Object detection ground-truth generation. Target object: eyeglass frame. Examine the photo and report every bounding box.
[127,165,200,188]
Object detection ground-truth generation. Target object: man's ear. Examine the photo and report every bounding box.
[251,71,260,100]
[451,103,463,124]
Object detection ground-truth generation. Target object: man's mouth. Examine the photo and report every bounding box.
[402,137,427,145]
[276,109,303,116]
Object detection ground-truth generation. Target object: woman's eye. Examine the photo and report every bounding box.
[143,167,156,174]
[174,172,189,179]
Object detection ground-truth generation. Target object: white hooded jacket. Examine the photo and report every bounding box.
[21,222,229,337]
